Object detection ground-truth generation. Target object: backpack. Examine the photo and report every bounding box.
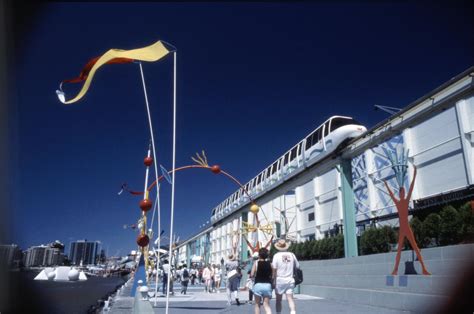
[183,268,189,278]
[292,254,303,285]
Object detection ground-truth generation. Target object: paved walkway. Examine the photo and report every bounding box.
[110,281,411,314]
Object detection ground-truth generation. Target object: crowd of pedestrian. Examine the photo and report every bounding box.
[153,238,300,313]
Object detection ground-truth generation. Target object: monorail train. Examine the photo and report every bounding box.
[302,115,367,167]
[211,116,367,222]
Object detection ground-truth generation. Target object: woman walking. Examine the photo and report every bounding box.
[225,254,242,306]
[251,248,273,314]
[214,265,222,292]
[203,264,212,293]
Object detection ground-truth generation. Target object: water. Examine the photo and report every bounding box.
[4,270,126,313]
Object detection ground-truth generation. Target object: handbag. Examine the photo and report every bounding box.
[292,254,303,285]
[227,269,238,279]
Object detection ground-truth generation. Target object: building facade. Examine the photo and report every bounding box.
[175,67,474,264]
[0,244,21,268]
[24,245,46,267]
[69,240,100,265]
[23,244,65,267]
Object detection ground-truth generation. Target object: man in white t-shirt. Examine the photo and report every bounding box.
[272,239,299,314]
[162,260,171,295]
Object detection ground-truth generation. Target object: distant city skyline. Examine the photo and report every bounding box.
[7,2,474,255]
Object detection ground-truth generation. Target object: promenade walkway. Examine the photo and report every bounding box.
[110,280,411,313]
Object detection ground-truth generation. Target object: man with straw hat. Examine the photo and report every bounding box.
[272,239,299,314]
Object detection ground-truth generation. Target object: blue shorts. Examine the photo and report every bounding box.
[252,283,272,298]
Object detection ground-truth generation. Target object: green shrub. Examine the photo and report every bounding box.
[422,213,441,246]
[288,242,296,254]
[410,217,425,248]
[319,237,331,259]
[294,242,304,258]
[439,205,462,245]
[298,241,307,260]
[360,226,397,255]
[302,240,313,260]
[310,238,321,259]
[287,234,344,260]
[332,234,344,258]
[458,202,474,242]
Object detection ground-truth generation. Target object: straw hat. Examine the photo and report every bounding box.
[274,239,290,251]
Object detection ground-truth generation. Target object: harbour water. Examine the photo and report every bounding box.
[5,270,126,313]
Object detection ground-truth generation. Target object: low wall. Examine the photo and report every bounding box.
[297,243,473,312]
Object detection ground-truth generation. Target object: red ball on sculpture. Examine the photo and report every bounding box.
[139,199,153,212]
[211,165,221,174]
[137,234,149,247]
[144,156,153,167]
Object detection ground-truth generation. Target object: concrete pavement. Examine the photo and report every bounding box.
[139,282,411,313]
[109,280,412,313]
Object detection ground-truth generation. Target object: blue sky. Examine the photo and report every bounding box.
[8,2,473,256]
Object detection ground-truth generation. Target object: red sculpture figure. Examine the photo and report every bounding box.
[384,166,431,275]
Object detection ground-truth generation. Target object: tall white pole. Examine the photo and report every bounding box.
[165,51,177,314]
[153,191,161,306]
[138,62,163,302]
[139,62,161,215]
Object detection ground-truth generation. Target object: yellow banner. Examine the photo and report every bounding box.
[57,40,170,104]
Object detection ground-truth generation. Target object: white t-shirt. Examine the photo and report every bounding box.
[214,268,221,280]
[272,252,299,284]
[162,263,170,275]
[203,267,212,280]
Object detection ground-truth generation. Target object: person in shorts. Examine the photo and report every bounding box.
[251,248,273,314]
[272,239,299,314]
[203,264,212,293]
[180,264,190,295]
[225,254,242,306]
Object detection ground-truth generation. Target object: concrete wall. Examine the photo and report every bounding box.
[299,243,474,312]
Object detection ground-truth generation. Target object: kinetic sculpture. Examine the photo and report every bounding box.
[56,39,276,311]
[123,151,274,258]
[274,207,297,242]
[135,145,155,283]
[55,40,170,104]
[383,147,430,275]
[122,151,251,198]
[57,39,177,312]
[241,204,274,255]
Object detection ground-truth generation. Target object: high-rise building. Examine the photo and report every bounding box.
[23,241,67,267]
[43,247,64,266]
[24,245,47,267]
[0,244,21,267]
[69,240,100,265]
[98,249,106,264]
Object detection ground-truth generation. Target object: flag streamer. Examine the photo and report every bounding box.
[56,40,170,104]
